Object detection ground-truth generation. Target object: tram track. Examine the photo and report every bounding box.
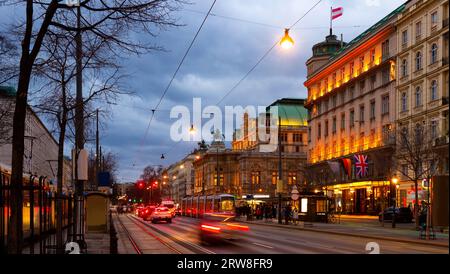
[116,213,143,254]
[128,214,215,254]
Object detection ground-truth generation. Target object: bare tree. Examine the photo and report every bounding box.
[5,0,184,253]
[26,28,127,252]
[396,123,440,229]
[0,34,18,85]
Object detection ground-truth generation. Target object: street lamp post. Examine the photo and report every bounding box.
[391,177,398,228]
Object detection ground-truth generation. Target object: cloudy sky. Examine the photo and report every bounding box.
[0,0,405,182]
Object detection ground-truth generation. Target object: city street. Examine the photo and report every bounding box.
[116,214,448,254]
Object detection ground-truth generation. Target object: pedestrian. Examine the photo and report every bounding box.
[285,205,291,225]
[272,205,277,222]
[292,207,299,225]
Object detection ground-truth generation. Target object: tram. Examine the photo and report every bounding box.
[181,194,235,218]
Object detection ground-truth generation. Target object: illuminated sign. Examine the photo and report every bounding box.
[301,198,308,213]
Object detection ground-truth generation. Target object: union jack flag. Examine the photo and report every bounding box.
[354,154,368,177]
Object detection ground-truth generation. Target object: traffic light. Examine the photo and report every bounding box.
[137,180,145,189]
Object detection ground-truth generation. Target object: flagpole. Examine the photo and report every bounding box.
[330,6,332,36]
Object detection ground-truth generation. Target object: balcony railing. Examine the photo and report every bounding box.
[382,132,396,146]
[434,135,449,147]
[443,96,449,105]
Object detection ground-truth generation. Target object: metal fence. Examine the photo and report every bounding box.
[0,172,73,254]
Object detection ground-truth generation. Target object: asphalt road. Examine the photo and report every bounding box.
[126,214,448,254]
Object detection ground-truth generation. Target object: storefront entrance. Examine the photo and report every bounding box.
[331,181,390,215]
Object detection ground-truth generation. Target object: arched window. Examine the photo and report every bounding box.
[415,86,422,106]
[431,80,438,100]
[431,43,438,64]
[401,92,408,112]
[415,51,422,71]
[401,59,408,77]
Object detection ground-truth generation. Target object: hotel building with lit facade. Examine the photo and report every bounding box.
[304,6,403,215]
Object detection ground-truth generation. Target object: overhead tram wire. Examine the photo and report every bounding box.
[161,0,324,160]
[131,0,218,169]
[216,0,323,106]
[183,8,364,30]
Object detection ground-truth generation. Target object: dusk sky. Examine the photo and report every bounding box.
[0,0,406,183]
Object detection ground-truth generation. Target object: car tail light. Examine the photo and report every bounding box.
[225,223,249,231]
[201,224,221,233]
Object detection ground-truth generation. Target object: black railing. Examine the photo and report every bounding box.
[443,96,449,105]
[443,18,449,28]
[435,135,449,147]
[442,57,449,65]
[0,172,73,254]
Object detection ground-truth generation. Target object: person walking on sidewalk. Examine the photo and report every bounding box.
[284,205,291,225]
[292,207,299,225]
[272,205,277,222]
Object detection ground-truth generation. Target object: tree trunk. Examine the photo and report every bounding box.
[8,0,58,254]
[56,82,68,254]
[414,179,419,230]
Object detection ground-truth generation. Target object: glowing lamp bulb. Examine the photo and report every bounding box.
[280,28,294,49]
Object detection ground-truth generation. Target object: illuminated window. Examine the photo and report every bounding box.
[288,172,297,185]
[293,133,302,142]
[350,62,354,76]
[370,49,376,63]
[271,172,278,185]
[359,56,364,70]
[251,171,261,185]
[340,67,345,81]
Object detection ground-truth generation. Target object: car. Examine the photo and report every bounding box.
[378,207,413,223]
[160,200,176,218]
[149,207,172,223]
[199,213,249,244]
[142,206,156,221]
[136,206,145,217]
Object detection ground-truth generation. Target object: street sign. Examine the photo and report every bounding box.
[276,179,283,194]
[291,185,299,200]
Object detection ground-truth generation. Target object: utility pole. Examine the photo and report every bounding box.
[73,4,86,247]
[95,109,99,190]
[278,116,283,224]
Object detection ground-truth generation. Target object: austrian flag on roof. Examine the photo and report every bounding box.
[331,7,343,20]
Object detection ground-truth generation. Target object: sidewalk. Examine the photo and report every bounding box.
[237,216,449,248]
